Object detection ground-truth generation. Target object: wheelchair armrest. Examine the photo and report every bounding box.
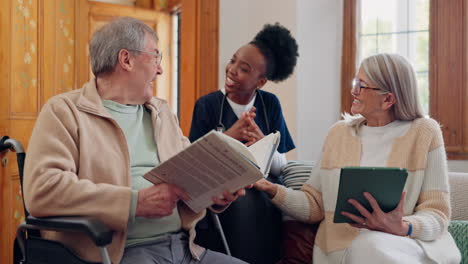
[26,216,113,247]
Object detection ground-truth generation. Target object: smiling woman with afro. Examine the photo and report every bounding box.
[189,23,301,264]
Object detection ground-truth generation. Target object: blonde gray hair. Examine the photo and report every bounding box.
[362,53,424,120]
[344,53,424,130]
[89,17,157,76]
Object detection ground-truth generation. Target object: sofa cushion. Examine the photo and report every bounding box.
[278,220,318,264]
[281,160,315,190]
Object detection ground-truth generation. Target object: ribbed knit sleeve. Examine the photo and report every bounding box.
[272,164,324,223]
[404,146,451,241]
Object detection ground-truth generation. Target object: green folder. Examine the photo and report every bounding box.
[333,167,408,224]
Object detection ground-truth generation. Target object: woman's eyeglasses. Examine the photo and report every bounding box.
[351,78,382,95]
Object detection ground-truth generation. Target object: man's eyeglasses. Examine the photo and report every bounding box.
[351,78,383,95]
[128,49,163,65]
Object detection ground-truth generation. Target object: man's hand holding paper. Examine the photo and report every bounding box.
[144,131,280,213]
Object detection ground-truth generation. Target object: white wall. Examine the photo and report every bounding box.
[219,0,468,172]
[296,0,343,161]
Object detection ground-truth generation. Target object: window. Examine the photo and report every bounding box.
[341,0,468,159]
[358,0,429,114]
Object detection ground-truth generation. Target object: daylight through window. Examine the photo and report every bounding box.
[358,0,429,114]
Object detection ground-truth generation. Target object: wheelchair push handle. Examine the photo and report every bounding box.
[1,135,26,180]
[0,136,25,154]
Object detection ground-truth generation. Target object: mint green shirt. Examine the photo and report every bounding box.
[102,100,181,247]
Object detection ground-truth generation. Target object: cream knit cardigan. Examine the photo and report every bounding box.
[272,117,460,263]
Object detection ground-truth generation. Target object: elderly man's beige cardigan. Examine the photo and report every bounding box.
[24,79,206,263]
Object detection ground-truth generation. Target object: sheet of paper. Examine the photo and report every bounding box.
[216,132,256,163]
[248,132,280,175]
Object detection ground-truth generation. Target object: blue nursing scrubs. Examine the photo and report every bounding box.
[189,90,295,264]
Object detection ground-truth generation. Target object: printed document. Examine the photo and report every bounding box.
[144,131,280,212]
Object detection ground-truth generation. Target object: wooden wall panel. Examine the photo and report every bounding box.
[56,0,76,94]
[198,0,218,98]
[0,0,37,261]
[465,1,468,154]
[157,0,182,12]
[0,0,11,127]
[42,0,55,105]
[0,150,13,264]
[0,0,13,263]
[89,2,159,21]
[136,0,155,9]
[179,0,197,135]
[42,0,76,105]
[78,1,162,93]
[11,0,40,118]
[340,0,357,114]
[137,0,182,12]
[179,0,218,135]
[155,12,173,102]
[430,0,467,159]
[75,0,90,88]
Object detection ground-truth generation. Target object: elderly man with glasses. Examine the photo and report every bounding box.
[23,17,248,264]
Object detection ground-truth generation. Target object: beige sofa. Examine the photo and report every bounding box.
[448,171,468,264]
[449,171,468,221]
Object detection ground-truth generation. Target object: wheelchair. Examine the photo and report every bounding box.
[1,136,113,264]
[2,135,263,264]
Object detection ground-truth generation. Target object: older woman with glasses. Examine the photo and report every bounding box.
[254,53,461,263]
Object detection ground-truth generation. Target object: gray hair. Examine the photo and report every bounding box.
[89,17,157,76]
[361,53,424,120]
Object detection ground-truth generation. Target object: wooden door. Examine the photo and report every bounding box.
[78,1,173,102]
[0,0,219,261]
[0,1,170,263]
[1,0,53,262]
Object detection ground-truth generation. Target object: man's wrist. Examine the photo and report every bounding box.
[135,189,145,217]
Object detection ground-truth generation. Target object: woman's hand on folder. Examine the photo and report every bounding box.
[341,191,409,236]
[253,178,278,198]
[212,186,252,206]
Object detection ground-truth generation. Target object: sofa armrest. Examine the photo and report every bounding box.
[448,220,468,264]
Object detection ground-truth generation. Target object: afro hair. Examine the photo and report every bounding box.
[250,23,299,82]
